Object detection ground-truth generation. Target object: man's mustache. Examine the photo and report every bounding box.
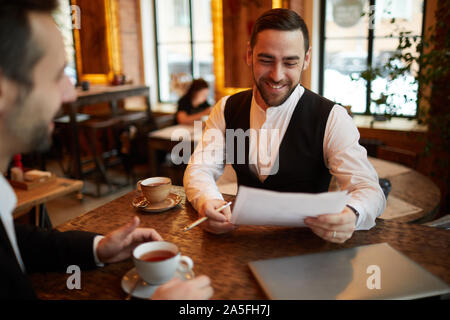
[262,79,291,86]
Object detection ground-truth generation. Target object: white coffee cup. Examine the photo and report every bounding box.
[133,241,193,285]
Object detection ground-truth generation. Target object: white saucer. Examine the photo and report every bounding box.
[121,267,194,299]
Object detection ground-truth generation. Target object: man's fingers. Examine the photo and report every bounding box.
[204,205,227,222]
[200,200,236,234]
[187,276,214,300]
[221,207,232,221]
[309,226,350,244]
[189,275,211,288]
[304,218,354,232]
[152,276,213,300]
[202,286,214,300]
[317,208,355,225]
[115,216,140,240]
[205,220,236,234]
[162,277,183,288]
[131,228,164,242]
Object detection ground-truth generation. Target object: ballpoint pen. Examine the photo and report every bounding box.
[183,201,232,231]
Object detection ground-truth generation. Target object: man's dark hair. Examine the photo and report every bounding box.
[0,0,58,90]
[250,8,310,52]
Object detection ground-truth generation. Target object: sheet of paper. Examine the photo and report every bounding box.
[230,186,351,227]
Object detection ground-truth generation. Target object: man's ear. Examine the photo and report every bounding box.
[0,71,17,117]
[246,41,252,67]
[302,47,312,71]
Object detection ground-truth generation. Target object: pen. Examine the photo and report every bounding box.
[183,201,232,231]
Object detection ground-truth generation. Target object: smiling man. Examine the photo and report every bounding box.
[184,8,386,242]
[0,0,212,300]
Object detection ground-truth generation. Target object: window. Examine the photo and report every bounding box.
[54,0,78,84]
[154,0,214,103]
[319,0,425,117]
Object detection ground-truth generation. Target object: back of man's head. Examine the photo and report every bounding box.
[0,0,58,90]
[250,8,310,52]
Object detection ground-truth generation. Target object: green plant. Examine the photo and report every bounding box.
[351,20,422,119]
[354,0,449,212]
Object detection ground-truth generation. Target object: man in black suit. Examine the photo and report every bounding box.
[0,0,213,300]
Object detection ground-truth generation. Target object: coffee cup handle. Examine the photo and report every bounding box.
[177,256,194,279]
[136,180,143,192]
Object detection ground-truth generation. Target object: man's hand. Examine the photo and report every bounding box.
[199,199,237,234]
[152,275,214,300]
[304,206,357,243]
[96,216,163,263]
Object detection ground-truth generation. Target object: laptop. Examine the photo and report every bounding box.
[248,243,450,299]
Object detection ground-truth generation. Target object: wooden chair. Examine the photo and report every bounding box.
[79,117,127,196]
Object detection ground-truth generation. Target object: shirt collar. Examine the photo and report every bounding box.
[0,174,17,219]
[252,84,304,115]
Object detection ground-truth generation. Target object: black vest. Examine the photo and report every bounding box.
[224,88,334,193]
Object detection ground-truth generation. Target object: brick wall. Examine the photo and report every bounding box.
[117,0,144,85]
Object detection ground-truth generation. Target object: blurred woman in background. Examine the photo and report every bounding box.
[176,78,212,125]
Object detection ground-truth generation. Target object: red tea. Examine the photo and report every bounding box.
[140,250,175,262]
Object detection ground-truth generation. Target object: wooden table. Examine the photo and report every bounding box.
[63,85,154,179]
[368,157,441,223]
[13,177,83,228]
[29,186,450,300]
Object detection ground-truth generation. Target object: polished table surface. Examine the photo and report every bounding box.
[29,186,450,300]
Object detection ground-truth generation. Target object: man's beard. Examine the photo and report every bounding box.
[9,120,52,153]
[254,78,297,107]
[29,125,52,152]
[6,102,52,154]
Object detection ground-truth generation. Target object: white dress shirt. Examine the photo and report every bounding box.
[0,175,104,272]
[0,175,26,272]
[184,85,386,230]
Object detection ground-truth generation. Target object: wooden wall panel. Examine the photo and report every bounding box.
[72,0,121,84]
[77,0,110,75]
[117,0,144,85]
[222,0,273,88]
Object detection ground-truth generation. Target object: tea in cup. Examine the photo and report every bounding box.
[133,241,193,285]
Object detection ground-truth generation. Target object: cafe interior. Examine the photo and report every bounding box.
[5,0,450,300]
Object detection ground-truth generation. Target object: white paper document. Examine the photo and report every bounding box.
[230,186,351,227]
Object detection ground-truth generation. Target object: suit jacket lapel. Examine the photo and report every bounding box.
[0,219,20,263]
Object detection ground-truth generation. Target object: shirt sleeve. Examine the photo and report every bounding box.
[183,96,229,213]
[92,235,105,267]
[323,105,386,230]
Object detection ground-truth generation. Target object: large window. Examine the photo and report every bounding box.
[54,0,78,84]
[319,0,425,117]
[154,0,214,103]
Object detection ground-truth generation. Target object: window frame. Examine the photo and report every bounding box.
[318,0,427,118]
[153,0,213,103]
